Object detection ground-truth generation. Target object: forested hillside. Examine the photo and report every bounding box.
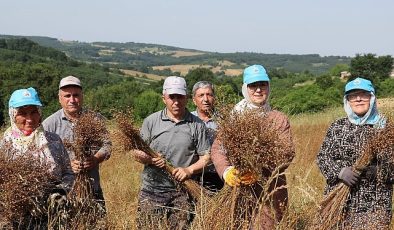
[0,35,351,75]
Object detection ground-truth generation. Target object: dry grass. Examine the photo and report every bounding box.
[152,64,243,76]
[113,112,210,200]
[99,108,342,229]
[3,104,389,228]
[0,143,55,226]
[121,69,165,81]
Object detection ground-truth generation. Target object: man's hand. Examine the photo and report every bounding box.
[339,167,360,187]
[71,159,83,174]
[172,167,193,182]
[83,155,99,170]
[150,155,166,168]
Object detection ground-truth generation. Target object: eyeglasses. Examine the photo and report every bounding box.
[247,82,269,92]
[346,91,371,102]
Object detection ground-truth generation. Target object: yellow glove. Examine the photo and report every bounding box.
[223,166,241,187]
[239,171,259,185]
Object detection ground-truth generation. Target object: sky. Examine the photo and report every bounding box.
[1,0,393,57]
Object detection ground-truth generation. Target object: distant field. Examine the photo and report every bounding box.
[152,64,243,76]
[121,69,165,81]
[171,50,205,57]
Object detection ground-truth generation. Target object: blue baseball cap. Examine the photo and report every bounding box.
[9,87,42,108]
[243,65,270,84]
[345,77,375,94]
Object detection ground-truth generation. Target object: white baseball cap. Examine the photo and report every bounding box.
[162,76,187,95]
[59,76,82,89]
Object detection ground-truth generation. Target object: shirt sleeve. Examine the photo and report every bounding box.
[316,122,342,185]
[211,138,231,177]
[140,117,152,144]
[195,123,211,156]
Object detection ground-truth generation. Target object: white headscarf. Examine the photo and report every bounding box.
[233,83,271,113]
[3,106,55,167]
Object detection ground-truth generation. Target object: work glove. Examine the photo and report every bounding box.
[223,166,241,187]
[47,187,67,209]
[338,167,360,187]
[223,166,259,187]
[48,192,67,208]
[239,171,259,186]
[364,165,377,180]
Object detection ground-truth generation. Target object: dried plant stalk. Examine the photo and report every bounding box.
[195,107,293,229]
[69,111,106,200]
[0,142,55,225]
[114,112,209,200]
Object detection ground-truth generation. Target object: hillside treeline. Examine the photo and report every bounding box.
[0,35,352,75]
[1,38,394,126]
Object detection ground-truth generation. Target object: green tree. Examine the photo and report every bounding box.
[134,90,163,122]
[315,75,334,89]
[350,54,393,83]
[184,68,215,94]
[329,63,350,77]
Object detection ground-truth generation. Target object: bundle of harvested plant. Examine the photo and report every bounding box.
[217,108,294,177]
[0,142,55,224]
[114,112,208,200]
[48,197,107,230]
[196,108,293,229]
[310,116,394,230]
[69,111,107,200]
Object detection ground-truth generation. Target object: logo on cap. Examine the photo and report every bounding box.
[22,90,31,98]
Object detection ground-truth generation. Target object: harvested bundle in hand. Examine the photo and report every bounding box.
[69,111,107,200]
[0,142,55,224]
[114,112,208,200]
[217,108,293,177]
[199,108,294,229]
[311,116,394,230]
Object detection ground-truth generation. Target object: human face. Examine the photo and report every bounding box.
[59,86,83,117]
[15,105,41,133]
[193,87,215,114]
[346,90,371,116]
[162,93,187,120]
[247,81,269,105]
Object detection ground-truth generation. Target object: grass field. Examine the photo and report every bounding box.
[2,100,392,229]
[152,64,243,76]
[121,69,165,81]
[99,107,347,229]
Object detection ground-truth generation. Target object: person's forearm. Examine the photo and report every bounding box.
[186,154,210,175]
[132,150,152,165]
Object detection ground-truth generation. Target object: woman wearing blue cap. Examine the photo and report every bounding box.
[211,65,295,228]
[1,87,74,227]
[317,77,392,229]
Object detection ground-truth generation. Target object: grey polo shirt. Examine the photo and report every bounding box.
[140,109,210,193]
[191,110,217,145]
[42,109,111,194]
[191,111,219,174]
